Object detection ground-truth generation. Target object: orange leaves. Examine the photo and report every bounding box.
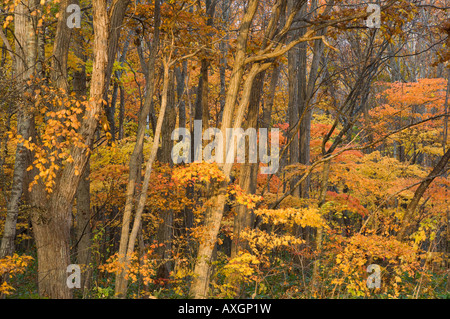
[11,82,89,193]
[326,191,369,217]
[228,184,262,209]
[99,249,161,287]
[367,78,448,153]
[328,234,419,297]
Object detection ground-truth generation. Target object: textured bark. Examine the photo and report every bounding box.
[76,163,91,295]
[262,66,280,128]
[156,71,176,280]
[288,38,300,198]
[190,0,310,298]
[175,61,187,129]
[310,159,330,294]
[118,84,126,140]
[29,0,129,298]
[50,0,73,92]
[73,40,91,295]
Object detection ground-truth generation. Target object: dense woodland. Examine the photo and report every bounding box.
[0,0,449,299]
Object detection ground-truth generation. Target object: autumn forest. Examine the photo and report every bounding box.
[0,0,449,300]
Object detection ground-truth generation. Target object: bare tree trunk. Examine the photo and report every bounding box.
[156,70,176,280]
[288,39,300,198]
[0,0,36,259]
[50,0,73,91]
[190,60,272,298]
[115,0,161,298]
[397,148,450,241]
[189,0,313,298]
[116,58,171,297]
[231,71,265,259]
[310,159,330,295]
[72,34,91,296]
[189,1,261,298]
[118,84,126,140]
[262,66,280,129]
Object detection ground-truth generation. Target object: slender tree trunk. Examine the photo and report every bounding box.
[288,39,300,198]
[231,71,265,259]
[262,66,280,129]
[0,0,36,259]
[190,61,272,298]
[118,84,126,140]
[310,159,330,296]
[50,0,74,91]
[115,0,161,298]
[116,58,171,297]
[155,70,176,280]
[189,1,261,298]
[72,33,91,296]
[397,148,450,241]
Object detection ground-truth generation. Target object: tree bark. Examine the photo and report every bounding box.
[29,0,129,298]
[50,0,73,92]
[115,0,161,298]
[116,58,171,297]
[72,32,91,296]
[189,0,261,298]
[0,0,36,259]
[397,148,450,241]
[231,71,265,259]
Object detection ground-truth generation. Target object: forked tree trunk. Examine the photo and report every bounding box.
[29,0,128,298]
[189,1,261,298]
[115,0,161,298]
[189,0,312,298]
[190,61,272,298]
[115,58,171,297]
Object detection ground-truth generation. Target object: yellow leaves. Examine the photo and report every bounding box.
[3,15,13,29]
[240,229,304,253]
[172,162,227,186]
[228,184,262,209]
[254,207,325,229]
[0,254,33,296]
[327,234,420,297]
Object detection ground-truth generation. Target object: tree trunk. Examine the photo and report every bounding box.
[73,33,91,296]
[190,61,272,298]
[397,148,450,241]
[116,58,171,297]
[50,0,73,91]
[231,71,265,259]
[288,37,300,198]
[156,70,176,280]
[29,0,129,298]
[189,1,261,298]
[115,0,161,298]
[0,0,36,259]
